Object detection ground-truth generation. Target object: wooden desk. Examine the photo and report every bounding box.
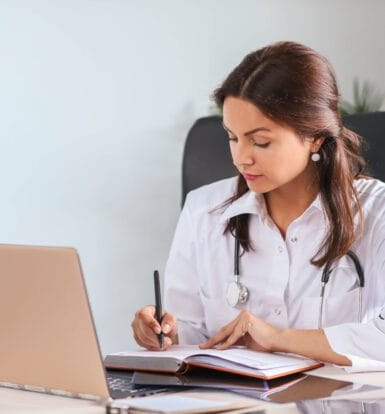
[1,366,384,414]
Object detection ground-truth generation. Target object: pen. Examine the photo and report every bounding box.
[153,270,164,349]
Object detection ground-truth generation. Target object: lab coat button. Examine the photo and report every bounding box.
[274,308,282,315]
[290,237,298,243]
[278,246,283,253]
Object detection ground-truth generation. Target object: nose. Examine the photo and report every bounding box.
[231,140,254,169]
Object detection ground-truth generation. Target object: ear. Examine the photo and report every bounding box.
[311,136,326,152]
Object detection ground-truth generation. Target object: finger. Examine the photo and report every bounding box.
[160,336,173,351]
[131,314,160,342]
[215,321,246,350]
[131,308,160,348]
[199,323,234,349]
[234,336,246,346]
[200,314,243,349]
[135,306,162,334]
[136,305,156,318]
[133,331,157,350]
[134,329,161,350]
[143,336,174,352]
[161,312,177,336]
[137,322,163,349]
[144,338,173,352]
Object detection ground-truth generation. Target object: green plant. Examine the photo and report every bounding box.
[339,78,385,115]
[207,103,223,116]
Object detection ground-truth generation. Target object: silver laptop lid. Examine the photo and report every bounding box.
[0,244,110,398]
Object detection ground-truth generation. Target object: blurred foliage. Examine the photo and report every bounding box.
[339,78,385,115]
[207,103,223,116]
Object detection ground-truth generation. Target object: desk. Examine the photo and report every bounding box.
[1,366,384,414]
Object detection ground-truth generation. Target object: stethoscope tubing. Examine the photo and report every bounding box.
[318,250,364,328]
[232,233,365,327]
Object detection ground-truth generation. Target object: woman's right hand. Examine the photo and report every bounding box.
[131,305,178,351]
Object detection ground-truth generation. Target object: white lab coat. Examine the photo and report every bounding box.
[164,176,385,372]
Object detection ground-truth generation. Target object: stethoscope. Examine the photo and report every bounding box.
[225,219,365,328]
[318,249,364,328]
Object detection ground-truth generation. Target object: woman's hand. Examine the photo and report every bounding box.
[199,310,280,352]
[199,310,352,366]
[131,305,178,351]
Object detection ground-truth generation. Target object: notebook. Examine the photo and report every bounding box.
[104,345,323,380]
[132,369,306,394]
[0,244,168,400]
[131,370,379,403]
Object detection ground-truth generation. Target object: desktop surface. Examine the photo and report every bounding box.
[1,366,385,414]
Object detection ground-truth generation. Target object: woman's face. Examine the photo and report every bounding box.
[222,96,317,193]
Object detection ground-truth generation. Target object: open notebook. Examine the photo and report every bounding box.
[104,345,323,380]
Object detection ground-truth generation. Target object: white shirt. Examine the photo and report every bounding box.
[164,176,385,372]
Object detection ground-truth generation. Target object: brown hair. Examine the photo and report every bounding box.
[212,41,367,267]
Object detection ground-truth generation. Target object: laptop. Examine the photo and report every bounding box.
[0,244,168,400]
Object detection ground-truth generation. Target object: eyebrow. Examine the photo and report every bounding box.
[222,122,272,136]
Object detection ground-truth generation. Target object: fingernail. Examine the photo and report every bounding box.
[163,323,170,334]
[165,337,172,346]
[154,326,161,334]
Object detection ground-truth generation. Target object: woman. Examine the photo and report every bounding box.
[131,41,385,371]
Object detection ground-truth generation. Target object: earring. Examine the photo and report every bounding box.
[311,152,321,162]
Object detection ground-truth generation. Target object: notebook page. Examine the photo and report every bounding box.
[112,345,316,370]
[111,345,200,361]
[186,357,317,377]
[188,347,315,369]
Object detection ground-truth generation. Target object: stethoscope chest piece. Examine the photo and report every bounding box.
[226,280,249,307]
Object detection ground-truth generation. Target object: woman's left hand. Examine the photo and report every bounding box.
[199,310,280,352]
[199,310,352,366]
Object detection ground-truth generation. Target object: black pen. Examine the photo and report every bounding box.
[153,270,164,349]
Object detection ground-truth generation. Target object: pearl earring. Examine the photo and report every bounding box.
[311,152,321,162]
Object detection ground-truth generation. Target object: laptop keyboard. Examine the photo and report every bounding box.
[107,370,170,399]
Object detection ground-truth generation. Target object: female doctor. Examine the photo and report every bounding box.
[131,41,385,371]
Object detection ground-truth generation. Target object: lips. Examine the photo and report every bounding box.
[243,173,262,181]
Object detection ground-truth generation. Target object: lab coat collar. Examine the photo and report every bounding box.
[219,191,267,223]
[219,190,324,223]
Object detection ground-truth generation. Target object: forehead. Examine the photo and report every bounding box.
[222,96,284,132]
[223,96,275,127]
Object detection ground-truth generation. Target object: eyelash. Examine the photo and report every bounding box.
[228,137,270,148]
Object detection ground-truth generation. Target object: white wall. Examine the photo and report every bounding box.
[1,0,384,355]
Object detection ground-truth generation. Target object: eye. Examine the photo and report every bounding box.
[227,135,270,148]
[253,142,270,148]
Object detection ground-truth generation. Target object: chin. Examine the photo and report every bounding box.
[246,182,275,194]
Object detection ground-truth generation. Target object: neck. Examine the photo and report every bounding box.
[264,169,319,238]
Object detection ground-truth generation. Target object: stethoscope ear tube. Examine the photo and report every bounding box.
[321,261,333,284]
[234,217,240,279]
[318,282,327,329]
[346,250,365,287]
[319,249,365,329]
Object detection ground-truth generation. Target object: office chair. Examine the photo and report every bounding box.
[181,112,385,206]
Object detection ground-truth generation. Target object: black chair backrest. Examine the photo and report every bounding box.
[181,112,385,206]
